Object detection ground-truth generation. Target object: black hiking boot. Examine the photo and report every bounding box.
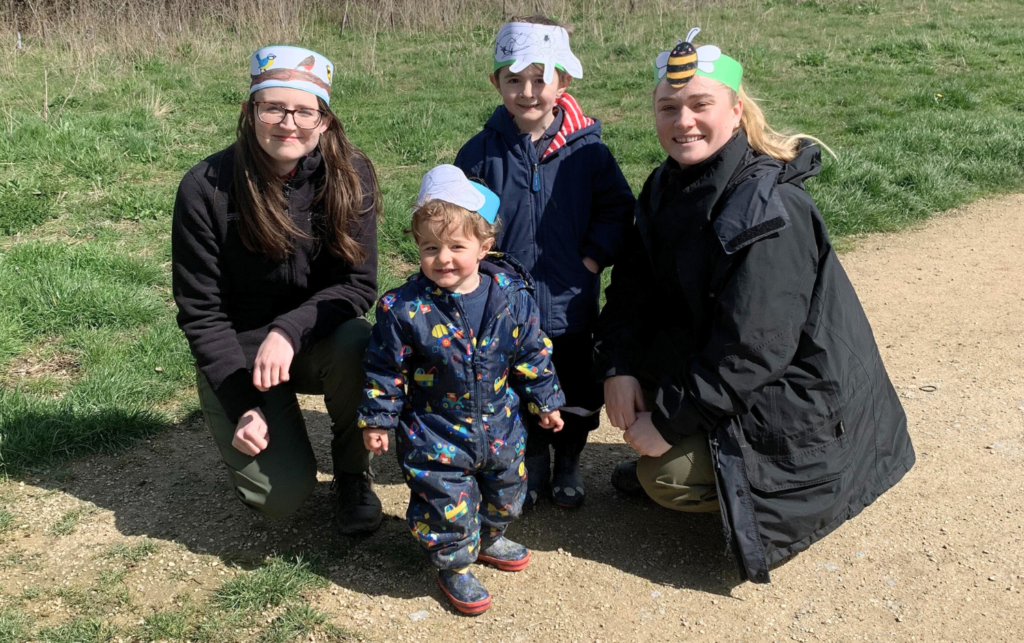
[333,470,383,536]
[610,460,646,497]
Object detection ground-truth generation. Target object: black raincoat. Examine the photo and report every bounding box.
[595,132,915,583]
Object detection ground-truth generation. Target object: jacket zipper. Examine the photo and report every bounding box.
[709,436,733,550]
[450,294,486,466]
[531,163,540,192]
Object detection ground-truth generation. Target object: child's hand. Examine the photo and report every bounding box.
[538,409,564,432]
[582,256,600,274]
[363,428,389,455]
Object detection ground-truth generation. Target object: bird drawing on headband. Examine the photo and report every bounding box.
[257,52,276,71]
[297,55,315,71]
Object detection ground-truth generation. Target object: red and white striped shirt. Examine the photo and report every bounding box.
[542,93,595,159]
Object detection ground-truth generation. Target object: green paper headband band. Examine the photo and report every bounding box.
[494,60,568,74]
[653,28,743,93]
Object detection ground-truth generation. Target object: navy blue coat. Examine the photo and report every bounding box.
[358,254,565,466]
[454,104,635,337]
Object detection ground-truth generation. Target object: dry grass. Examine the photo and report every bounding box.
[0,0,694,62]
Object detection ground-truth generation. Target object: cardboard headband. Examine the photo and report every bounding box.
[249,45,334,105]
[493,22,583,84]
[653,28,743,93]
[416,165,500,224]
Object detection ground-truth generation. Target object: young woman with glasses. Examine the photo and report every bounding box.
[172,46,384,534]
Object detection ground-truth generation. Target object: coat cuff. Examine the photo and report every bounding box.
[215,369,265,424]
[651,384,711,439]
[580,242,613,269]
[270,319,305,354]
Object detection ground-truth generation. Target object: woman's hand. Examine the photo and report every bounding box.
[582,256,600,275]
[233,408,269,456]
[253,328,295,391]
[604,375,646,430]
[538,409,564,432]
[623,412,672,457]
[363,428,389,455]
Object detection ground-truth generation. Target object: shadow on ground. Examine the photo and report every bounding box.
[20,407,741,601]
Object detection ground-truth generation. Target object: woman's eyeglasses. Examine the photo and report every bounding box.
[254,102,325,129]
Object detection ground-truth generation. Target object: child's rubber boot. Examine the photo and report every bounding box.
[522,451,550,510]
[477,536,531,572]
[437,568,491,615]
[551,449,585,508]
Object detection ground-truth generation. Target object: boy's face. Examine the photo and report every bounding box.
[490,64,569,138]
[417,222,493,294]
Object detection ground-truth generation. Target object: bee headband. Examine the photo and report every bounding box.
[493,22,583,84]
[654,28,743,93]
[249,45,334,105]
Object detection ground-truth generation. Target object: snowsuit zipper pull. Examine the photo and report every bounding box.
[532,163,540,192]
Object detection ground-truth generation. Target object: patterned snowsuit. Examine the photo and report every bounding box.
[358,254,564,569]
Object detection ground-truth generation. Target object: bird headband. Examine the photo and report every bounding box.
[249,46,334,105]
[493,22,583,84]
[654,28,743,93]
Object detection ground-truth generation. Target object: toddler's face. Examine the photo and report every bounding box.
[417,223,492,294]
[654,75,742,167]
[490,65,568,138]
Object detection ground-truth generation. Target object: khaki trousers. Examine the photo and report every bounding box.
[636,391,720,513]
[197,318,371,519]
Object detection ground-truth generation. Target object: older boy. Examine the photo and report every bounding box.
[455,16,635,509]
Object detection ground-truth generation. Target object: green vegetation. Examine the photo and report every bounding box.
[0,606,32,643]
[215,555,327,611]
[0,553,352,643]
[1,0,1023,474]
[103,539,159,563]
[0,509,14,534]
[47,505,94,536]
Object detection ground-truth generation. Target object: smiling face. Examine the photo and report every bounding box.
[416,220,492,294]
[490,64,569,139]
[654,75,743,166]
[245,87,330,175]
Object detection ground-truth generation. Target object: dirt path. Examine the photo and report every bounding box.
[2,194,1023,642]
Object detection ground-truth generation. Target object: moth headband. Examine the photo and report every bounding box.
[493,22,583,84]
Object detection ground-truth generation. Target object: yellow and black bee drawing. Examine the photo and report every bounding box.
[665,27,701,88]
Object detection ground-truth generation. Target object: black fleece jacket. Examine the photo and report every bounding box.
[172,145,378,423]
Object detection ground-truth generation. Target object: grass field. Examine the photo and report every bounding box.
[1,0,1023,479]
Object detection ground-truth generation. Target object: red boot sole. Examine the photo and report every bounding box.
[438,578,491,615]
[477,550,531,572]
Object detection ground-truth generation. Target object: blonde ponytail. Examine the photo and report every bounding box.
[737,86,836,162]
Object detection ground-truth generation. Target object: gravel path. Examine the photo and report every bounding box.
[2,194,1022,642]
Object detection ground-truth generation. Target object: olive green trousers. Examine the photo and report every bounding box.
[636,391,720,513]
[196,318,372,519]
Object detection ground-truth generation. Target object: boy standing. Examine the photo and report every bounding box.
[358,165,564,614]
[455,16,635,509]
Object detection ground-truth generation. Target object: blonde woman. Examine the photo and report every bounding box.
[595,31,915,583]
[172,46,383,533]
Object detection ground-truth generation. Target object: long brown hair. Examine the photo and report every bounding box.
[232,97,381,262]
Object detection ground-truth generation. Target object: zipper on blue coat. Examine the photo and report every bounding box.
[532,163,540,192]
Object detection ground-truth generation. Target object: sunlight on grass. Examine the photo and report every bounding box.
[215,555,328,612]
[0,0,1022,476]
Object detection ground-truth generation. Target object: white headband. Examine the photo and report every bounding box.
[493,22,583,84]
